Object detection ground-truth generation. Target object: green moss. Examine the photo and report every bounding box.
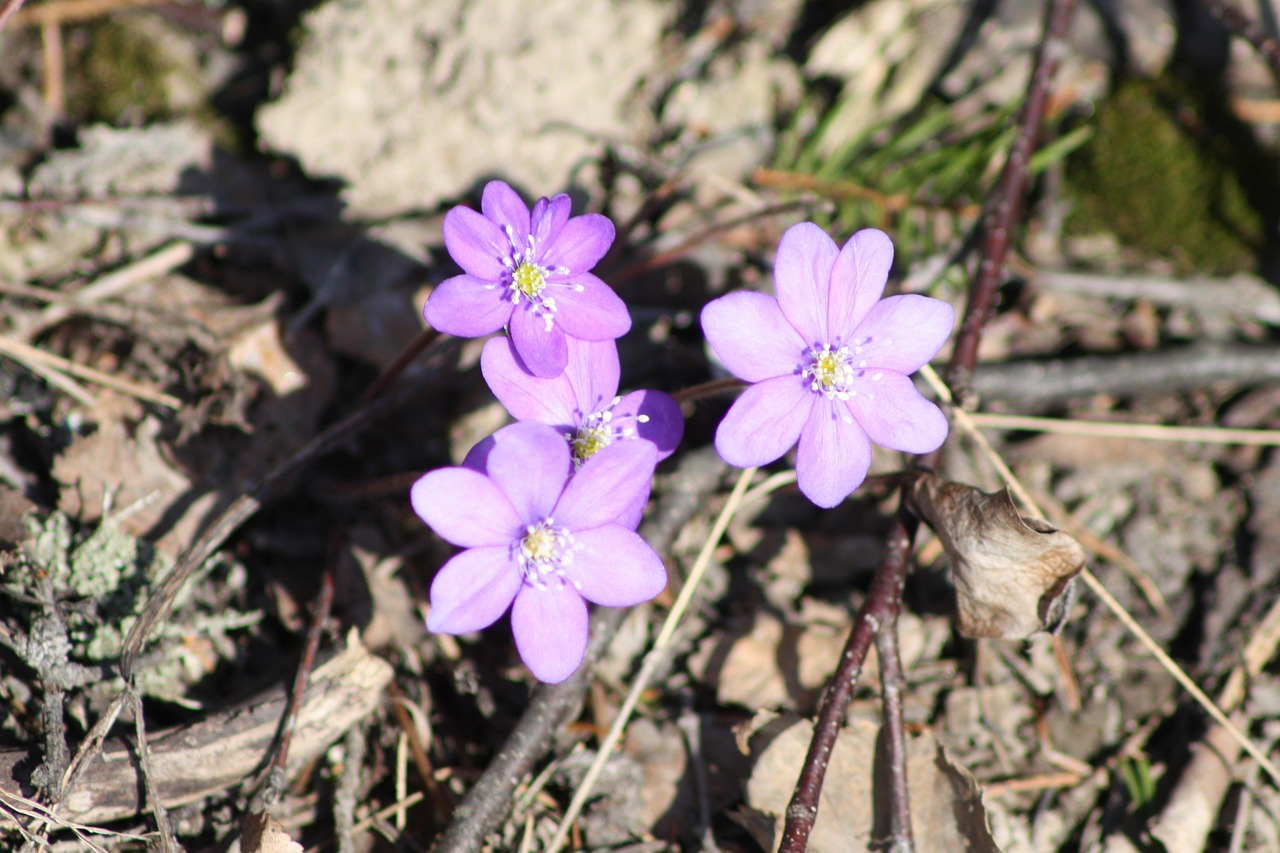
[1066,77,1267,275]
[68,19,176,125]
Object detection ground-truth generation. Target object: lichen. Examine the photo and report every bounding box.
[13,513,261,702]
[1065,76,1271,275]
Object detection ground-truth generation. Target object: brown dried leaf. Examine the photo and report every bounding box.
[908,475,1086,639]
[52,414,217,556]
[240,810,304,853]
[743,716,1000,852]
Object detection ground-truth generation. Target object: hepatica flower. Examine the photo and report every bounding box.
[412,422,667,683]
[701,223,953,508]
[424,180,631,378]
[482,336,683,465]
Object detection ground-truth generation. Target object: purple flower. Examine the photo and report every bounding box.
[423,180,631,378]
[412,422,667,683]
[701,223,953,508]
[482,336,683,463]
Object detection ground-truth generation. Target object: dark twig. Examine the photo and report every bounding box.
[258,536,339,807]
[359,328,440,405]
[1198,0,1280,85]
[119,336,460,678]
[875,585,913,852]
[947,0,1078,400]
[433,447,726,852]
[779,518,915,851]
[672,376,744,405]
[130,686,178,853]
[779,0,1077,848]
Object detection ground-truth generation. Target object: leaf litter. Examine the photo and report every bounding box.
[2,0,1280,850]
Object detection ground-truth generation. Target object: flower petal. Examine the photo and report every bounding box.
[411,468,522,546]
[481,180,531,240]
[460,433,497,472]
[795,399,872,508]
[701,291,808,383]
[531,194,572,247]
[481,337,578,426]
[714,376,812,467]
[543,213,614,273]
[512,583,588,683]
[485,423,571,522]
[616,389,683,460]
[845,371,949,453]
[510,306,569,378]
[773,222,839,344]
[566,337,621,414]
[441,205,509,281]
[853,294,955,373]
[555,440,657,530]
[826,228,893,340]
[424,274,512,337]
[425,546,521,634]
[570,524,667,606]
[551,273,632,341]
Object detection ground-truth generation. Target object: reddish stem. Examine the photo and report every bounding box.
[778,517,915,851]
[262,534,339,804]
[947,0,1078,399]
[779,0,1078,849]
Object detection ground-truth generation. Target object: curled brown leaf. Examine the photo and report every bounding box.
[907,475,1087,639]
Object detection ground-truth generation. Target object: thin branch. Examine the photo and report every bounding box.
[973,343,1280,408]
[779,518,914,851]
[118,337,460,678]
[875,591,913,853]
[779,0,1078,847]
[947,0,1078,398]
[257,537,339,809]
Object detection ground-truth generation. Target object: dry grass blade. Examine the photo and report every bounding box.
[0,789,149,849]
[545,466,759,853]
[921,364,1280,786]
[0,334,181,409]
[967,411,1280,446]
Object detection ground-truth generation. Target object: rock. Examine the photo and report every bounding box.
[257,0,668,215]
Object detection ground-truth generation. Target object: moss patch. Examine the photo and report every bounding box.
[1066,77,1268,275]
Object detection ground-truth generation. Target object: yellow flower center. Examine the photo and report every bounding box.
[571,425,611,463]
[515,519,579,588]
[520,525,559,562]
[513,261,548,298]
[802,343,856,399]
[567,399,648,467]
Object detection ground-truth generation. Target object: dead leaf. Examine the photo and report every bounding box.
[52,414,216,556]
[743,716,1000,852]
[228,319,310,396]
[240,810,304,853]
[691,609,946,712]
[908,475,1086,639]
